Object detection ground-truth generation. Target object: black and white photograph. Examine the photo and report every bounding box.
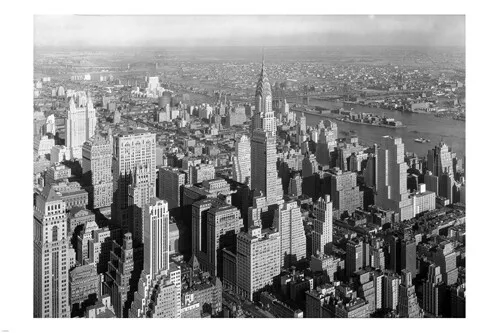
[1,1,497,331]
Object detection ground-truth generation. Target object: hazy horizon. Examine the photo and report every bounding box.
[34,15,465,48]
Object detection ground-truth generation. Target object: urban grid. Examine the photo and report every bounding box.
[33,15,465,319]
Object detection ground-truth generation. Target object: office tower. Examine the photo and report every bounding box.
[423,264,445,317]
[363,149,377,188]
[288,174,302,197]
[397,270,422,318]
[232,134,251,186]
[33,186,71,318]
[236,226,281,301]
[316,127,337,166]
[273,200,307,268]
[345,239,364,278]
[50,145,69,164]
[439,173,455,202]
[82,129,113,210]
[253,55,276,135]
[296,113,307,145]
[129,198,182,318]
[333,137,365,171]
[382,273,401,310]
[192,199,222,259]
[206,205,244,277]
[323,169,363,216]
[302,152,319,178]
[390,234,417,278]
[103,233,137,318]
[76,221,117,274]
[128,164,155,243]
[432,241,459,285]
[250,129,282,205]
[375,136,414,221]
[129,265,182,318]
[143,198,170,277]
[311,195,333,256]
[86,94,97,142]
[424,171,439,194]
[65,93,97,159]
[427,141,454,178]
[112,129,156,234]
[412,184,436,215]
[158,166,186,210]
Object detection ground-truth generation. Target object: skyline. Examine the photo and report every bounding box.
[34,15,465,48]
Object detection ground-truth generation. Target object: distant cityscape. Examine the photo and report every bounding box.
[33,16,465,319]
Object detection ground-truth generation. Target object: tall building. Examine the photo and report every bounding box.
[112,129,156,234]
[236,226,281,301]
[288,174,302,197]
[128,164,156,243]
[33,186,71,318]
[158,166,186,210]
[432,241,458,286]
[65,93,97,159]
[382,273,401,310]
[389,234,417,278]
[375,136,414,221]
[273,199,307,268]
[423,264,445,317]
[316,127,337,166]
[427,141,454,178]
[323,169,363,216]
[82,129,113,210]
[253,54,276,135]
[311,195,333,256]
[397,270,422,318]
[345,239,364,278]
[296,113,307,145]
[232,134,251,186]
[206,205,244,277]
[143,198,170,277]
[250,129,282,205]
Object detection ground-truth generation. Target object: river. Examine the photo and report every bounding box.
[290,98,465,158]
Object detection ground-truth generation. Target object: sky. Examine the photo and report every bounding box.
[34,15,465,48]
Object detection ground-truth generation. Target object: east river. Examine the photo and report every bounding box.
[290,98,466,158]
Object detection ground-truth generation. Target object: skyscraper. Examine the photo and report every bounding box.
[427,141,454,178]
[82,129,113,210]
[236,226,281,301]
[65,92,97,159]
[423,264,445,317]
[112,129,156,234]
[128,164,156,243]
[206,205,244,277]
[346,239,364,278]
[253,54,276,135]
[33,186,71,318]
[323,169,363,216]
[143,198,170,277]
[129,198,182,318]
[316,127,337,166]
[158,166,186,211]
[232,134,251,186]
[274,199,307,268]
[250,129,282,205]
[397,270,422,318]
[311,195,333,256]
[375,136,414,221]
